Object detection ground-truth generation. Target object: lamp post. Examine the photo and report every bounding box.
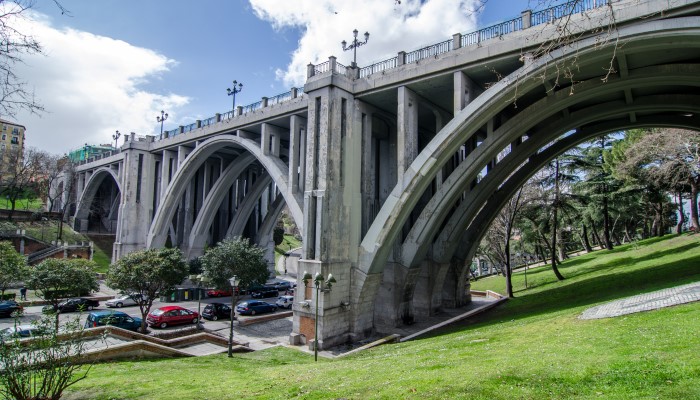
[226,80,243,113]
[227,275,239,357]
[157,110,168,135]
[112,130,121,149]
[302,271,336,361]
[341,29,370,68]
[189,274,209,329]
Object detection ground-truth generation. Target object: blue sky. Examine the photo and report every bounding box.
[13,0,551,154]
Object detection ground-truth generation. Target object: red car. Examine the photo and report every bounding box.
[146,306,199,329]
[206,288,232,297]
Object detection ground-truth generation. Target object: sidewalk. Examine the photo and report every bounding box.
[580,281,700,319]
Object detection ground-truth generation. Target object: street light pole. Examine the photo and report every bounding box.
[302,271,336,361]
[228,275,239,357]
[112,130,121,149]
[341,29,370,68]
[226,80,243,114]
[157,110,168,135]
[189,274,208,329]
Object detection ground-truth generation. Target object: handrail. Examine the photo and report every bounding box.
[343,0,605,78]
[405,39,452,64]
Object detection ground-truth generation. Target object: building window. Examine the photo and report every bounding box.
[1,134,5,140]
[11,128,19,135]
[10,137,18,144]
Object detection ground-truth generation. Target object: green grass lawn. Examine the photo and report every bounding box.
[274,234,302,266]
[0,196,44,211]
[58,234,700,399]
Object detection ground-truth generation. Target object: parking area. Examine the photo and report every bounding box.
[0,281,295,350]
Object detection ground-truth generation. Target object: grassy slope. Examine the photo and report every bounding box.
[62,234,700,400]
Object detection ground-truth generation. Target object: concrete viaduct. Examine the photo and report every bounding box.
[58,0,700,348]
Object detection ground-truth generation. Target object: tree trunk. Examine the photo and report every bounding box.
[550,159,565,280]
[505,235,513,298]
[690,181,700,231]
[590,219,602,248]
[677,191,685,234]
[581,222,593,252]
[602,192,613,249]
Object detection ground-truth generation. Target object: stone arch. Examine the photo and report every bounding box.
[148,134,303,249]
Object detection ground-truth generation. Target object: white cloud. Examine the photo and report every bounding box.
[11,11,189,153]
[250,0,480,87]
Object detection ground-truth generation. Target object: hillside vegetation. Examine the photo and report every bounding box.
[63,234,700,399]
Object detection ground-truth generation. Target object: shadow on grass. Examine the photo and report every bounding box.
[437,241,700,336]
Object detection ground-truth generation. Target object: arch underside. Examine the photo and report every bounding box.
[148,135,304,259]
[74,168,122,233]
[356,17,700,327]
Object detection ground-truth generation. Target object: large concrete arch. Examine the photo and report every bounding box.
[391,98,700,325]
[351,17,700,331]
[148,134,304,249]
[185,153,255,258]
[358,17,700,277]
[74,167,122,222]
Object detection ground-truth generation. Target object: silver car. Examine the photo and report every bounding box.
[105,294,146,308]
[275,295,294,309]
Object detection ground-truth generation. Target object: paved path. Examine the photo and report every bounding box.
[580,281,700,319]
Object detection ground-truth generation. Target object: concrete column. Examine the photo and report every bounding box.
[177,145,190,168]
[522,10,532,29]
[453,71,478,115]
[397,86,418,183]
[113,149,156,260]
[452,33,462,50]
[289,116,306,194]
[298,127,307,193]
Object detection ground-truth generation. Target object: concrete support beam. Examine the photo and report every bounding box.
[397,86,418,183]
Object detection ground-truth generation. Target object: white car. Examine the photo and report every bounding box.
[105,294,146,308]
[275,295,294,309]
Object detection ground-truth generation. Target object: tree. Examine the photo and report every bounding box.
[617,129,700,232]
[0,240,26,297]
[0,147,45,220]
[273,225,285,247]
[0,313,97,400]
[106,248,189,333]
[0,0,69,118]
[201,237,270,291]
[26,258,99,330]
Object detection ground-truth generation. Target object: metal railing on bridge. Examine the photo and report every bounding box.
[350,0,608,78]
[151,86,304,143]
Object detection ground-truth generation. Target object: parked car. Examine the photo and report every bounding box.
[0,300,22,318]
[250,287,279,299]
[201,302,232,321]
[85,310,142,332]
[236,300,277,315]
[105,293,147,308]
[275,295,294,309]
[42,298,99,313]
[285,288,295,296]
[147,305,199,329]
[0,324,45,340]
[206,288,232,297]
[273,281,294,291]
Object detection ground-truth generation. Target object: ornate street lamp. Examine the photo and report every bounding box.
[341,29,370,68]
[157,110,168,135]
[227,275,239,357]
[226,80,243,113]
[112,130,121,149]
[302,271,336,361]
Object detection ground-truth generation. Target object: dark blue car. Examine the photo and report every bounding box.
[236,300,277,315]
[85,310,142,332]
[0,300,22,318]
